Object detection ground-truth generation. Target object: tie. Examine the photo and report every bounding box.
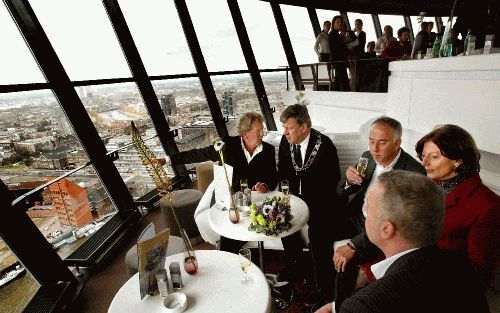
[294,144,303,167]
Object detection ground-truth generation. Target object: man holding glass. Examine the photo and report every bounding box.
[169,112,277,252]
[277,104,341,307]
[333,117,425,308]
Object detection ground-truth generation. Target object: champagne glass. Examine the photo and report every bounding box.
[240,178,248,192]
[239,248,253,285]
[280,180,289,195]
[356,157,369,177]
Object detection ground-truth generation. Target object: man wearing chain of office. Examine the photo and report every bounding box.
[278,103,341,307]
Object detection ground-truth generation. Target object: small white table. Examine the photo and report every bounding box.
[209,191,309,268]
[108,250,271,313]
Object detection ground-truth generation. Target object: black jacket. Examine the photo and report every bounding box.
[278,129,341,226]
[340,245,489,313]
[341,149,426,258]
[170,136,278,193]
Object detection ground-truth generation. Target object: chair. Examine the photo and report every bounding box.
[298,64,317,90]
[160,189,203,243]
[124,235,185,277]
[195,161,214,193]
[316,62,334,91]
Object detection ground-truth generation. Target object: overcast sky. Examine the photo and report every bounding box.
[1,0,417,85]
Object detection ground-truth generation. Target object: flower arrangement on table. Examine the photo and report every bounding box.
[248,196,293,236]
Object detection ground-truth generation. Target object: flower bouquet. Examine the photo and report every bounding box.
[248,196,293,236]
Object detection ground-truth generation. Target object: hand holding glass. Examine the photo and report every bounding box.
[239,248,253,285]
[355,157,369,184]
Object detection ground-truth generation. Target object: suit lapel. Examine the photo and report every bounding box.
[304,130,317,162]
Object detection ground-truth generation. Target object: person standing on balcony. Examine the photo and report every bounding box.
[380,27,412,60]
[314,21,332,62]
[277,104,341,308]
[329,15,351,91]
[375,25,396,55]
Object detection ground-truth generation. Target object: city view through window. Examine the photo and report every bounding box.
[0,0,434,311]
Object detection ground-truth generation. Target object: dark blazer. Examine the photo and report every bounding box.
[342,149,426,257]
[340,245,490,313]
[278,129,341,226]
[170,136,278,193]
[329,31,350,62]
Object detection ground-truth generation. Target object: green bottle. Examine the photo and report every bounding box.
[463,29,472,55]
[433,35,441,58]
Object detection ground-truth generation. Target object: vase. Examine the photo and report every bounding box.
[180,229,198,275]
[228,193,240,224]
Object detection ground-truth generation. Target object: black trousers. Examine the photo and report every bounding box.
[281,221,336,302]
[219,236,245,254]
[333,63,350,91]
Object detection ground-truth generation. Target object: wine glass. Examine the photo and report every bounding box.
[239,248,253,285]
[356,157,369,177]
[280,180,289,195]
[240,178,248,192]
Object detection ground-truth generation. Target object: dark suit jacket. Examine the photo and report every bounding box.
[278,129,341,226]
[329,31,350,62]
[170,136,278,193]
[340,245,490,313]
[341,149,426,258]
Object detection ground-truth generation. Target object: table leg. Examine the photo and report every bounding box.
[258,241,264,270]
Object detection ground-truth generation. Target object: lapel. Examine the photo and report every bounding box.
[393,148,407,170]
[304,129,317,162]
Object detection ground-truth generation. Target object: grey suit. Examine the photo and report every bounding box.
[340,245,490,313]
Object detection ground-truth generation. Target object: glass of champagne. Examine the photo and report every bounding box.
[239,248,253,285]
[356,157,369,178]
[280,180,289,195]
[240,178,248,192]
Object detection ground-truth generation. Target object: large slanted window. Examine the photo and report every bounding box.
[0,240,39,313]
[315,8,340,26]
[378,14,405,37]
[185,0,247,72]
[29,0,131,80]
[280,4,316,64]
[118,0,196,75]
[0,4,45,85]
[237,0,287,69]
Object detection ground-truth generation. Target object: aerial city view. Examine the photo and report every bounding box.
[0,73,287,289]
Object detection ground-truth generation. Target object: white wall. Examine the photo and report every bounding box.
[282,53,500,193]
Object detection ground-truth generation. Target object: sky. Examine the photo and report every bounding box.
[1,0,416,85]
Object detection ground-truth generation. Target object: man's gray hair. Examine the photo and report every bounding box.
[280,104,311,127]
[371,116,402,140]
[237,112,264,136]
[376,170,444,247]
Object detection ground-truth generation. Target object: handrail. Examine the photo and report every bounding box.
[10,134,160,209]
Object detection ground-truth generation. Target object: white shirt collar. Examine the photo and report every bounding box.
[241,138,263,164]
[375,148,402,170]
[371,247,419,280]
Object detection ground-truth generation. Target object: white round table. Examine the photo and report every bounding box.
[108,250,271,313]
[209,191,309,268]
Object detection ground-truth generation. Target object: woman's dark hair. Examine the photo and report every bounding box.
[397,27,410,38]
[415,124,481,175]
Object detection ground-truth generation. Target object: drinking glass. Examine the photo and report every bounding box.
[356,157,369,177]
[240,178,248,192]
[280,180,290,195]
[239,248,253,285]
